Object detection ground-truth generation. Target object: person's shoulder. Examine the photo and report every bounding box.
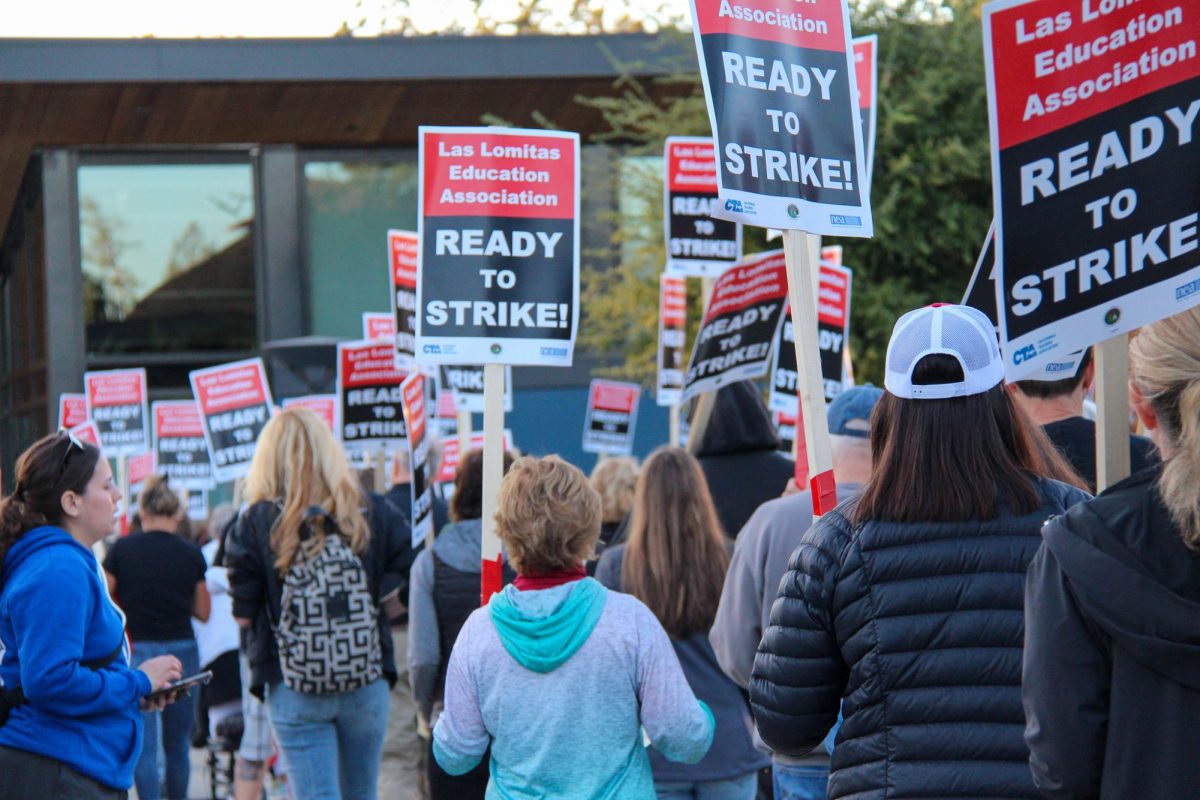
[1034,475,1094,512]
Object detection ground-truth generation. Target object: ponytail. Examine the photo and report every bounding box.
[0,433,101,573]
[1129,308,1200,549]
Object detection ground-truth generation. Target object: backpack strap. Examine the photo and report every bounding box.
[0,639,125,727]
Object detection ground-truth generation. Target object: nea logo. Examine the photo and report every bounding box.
[1012,344,1037,365]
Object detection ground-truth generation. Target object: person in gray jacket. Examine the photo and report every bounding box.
[710,386,880,800]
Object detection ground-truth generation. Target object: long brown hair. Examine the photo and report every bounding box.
[0,433,102,572]
[243,408,368,573]
[1129,308,1200,548]
[621,446,729,639]
[855,354,1086,524]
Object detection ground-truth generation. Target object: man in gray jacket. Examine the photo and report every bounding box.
[710,386,880,799]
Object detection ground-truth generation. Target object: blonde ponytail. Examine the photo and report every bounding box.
[1129,308,1200,548]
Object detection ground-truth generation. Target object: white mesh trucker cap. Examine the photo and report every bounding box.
[884,303,1005,400]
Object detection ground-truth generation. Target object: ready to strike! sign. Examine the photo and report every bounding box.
[282,395,340,434]
[689,0,873,235]
[400,372,434,548]
[664,137,742,276]
[853,35,879,192]
[770,261,854,411]
[681,249,789,403]
[126,450,156,520]
[388,229,419,372]
[657,275,688,406]
[84,369,149,457]
[363,312,396,343]
[190,358,274,485]
[582,380,642,456]
[338,340,407,450]
[58,393,88,430]
[984,0,1199,380]
[438,364,513,414]
[417,127,580,367]
[152,401,214,491]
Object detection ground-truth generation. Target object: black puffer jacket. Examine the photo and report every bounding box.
[1025,464,1200,800]
[750,477,1090,800]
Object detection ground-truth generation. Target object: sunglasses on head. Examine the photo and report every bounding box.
[57,428,86,479]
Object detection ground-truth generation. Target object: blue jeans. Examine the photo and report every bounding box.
[655,772,758,799]
[772,763,829,800]
[266,679,390,800]
[132,638,199,800]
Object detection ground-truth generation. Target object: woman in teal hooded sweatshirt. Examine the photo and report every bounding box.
[432,455,714,799]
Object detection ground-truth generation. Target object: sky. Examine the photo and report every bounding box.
[4,0,479,38]
[1,0,687,38]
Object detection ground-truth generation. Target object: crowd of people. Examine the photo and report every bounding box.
[0,302,1198,800]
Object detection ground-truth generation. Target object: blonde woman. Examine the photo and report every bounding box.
[1024,307,1200,800]
[589,456,638,554]
[225,408,411,800]
[103,474,209,800]
[432,455,713,798]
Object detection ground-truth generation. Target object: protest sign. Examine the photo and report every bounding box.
[582,380,642,456]
[58,393,87,430]
[853,35,879,191]
[190,358,274,485]
[983,0,1200,380]
[681,250,789,403]
[438,365,512,413]
[363,312,396,343]
[337,340,407,451]
[770,261,854,411]
[657,274,688,406]
[388,229,419,372]
[664,137,742,276]
[187,490,209,522]
[962,220,999,329]
[400,372,434,548]
[125,450,156,520]
[84,368,149,457]
[416,127,580,367]
[282,395,339,434]
[436,430,513,484]
[69,420,102,450]
[688,0,873,235]
[152,401,214,491]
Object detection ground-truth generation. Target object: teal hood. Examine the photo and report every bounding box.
[488,577,608,673]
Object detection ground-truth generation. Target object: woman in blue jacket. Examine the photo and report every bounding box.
[0,432,182,799]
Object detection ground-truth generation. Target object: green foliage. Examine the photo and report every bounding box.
[577,0,993,385]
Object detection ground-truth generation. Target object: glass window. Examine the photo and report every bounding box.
[303,158,419,338]
[78,162,256,356]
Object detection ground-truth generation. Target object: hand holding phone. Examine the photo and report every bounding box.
[146,670,212,702]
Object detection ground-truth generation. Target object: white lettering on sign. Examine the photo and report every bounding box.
[208,406,267,432]
[434,229,563,258]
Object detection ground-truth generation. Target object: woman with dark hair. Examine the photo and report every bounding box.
[0,433,183,799]
[596,446,768,798]
[1023,307,1200,799]
[407,447,514,800]
[104,474,210,800]
[750,304,1091,800]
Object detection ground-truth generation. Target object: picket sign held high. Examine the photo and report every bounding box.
[480,364,507,604]
[1095,334,1132,492]
[685,277,718,454]
[783,230,837,517]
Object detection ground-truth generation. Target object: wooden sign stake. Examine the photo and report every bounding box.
[783,230,836,516]
[480,363,506,604]
[1095,333,1131,492]
[457,409,472,457]
[669,403,681,448]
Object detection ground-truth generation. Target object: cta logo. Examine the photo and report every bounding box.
[540,347,568,357]
[1012,344,1037,365]
[724,199,745,213]
[830,215,862,227]
[422,344,441,354]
